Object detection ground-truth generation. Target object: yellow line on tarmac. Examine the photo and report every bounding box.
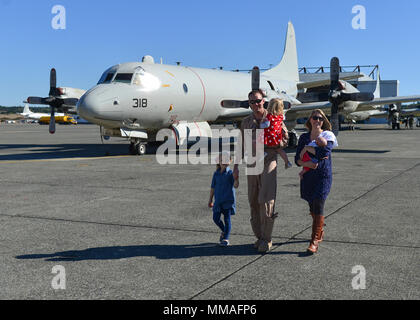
[0,155,131,164]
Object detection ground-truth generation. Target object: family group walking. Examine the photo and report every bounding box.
[208,89,338,254]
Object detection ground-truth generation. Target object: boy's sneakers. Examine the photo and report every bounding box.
[219,239,230,246]
[285,161,292,169]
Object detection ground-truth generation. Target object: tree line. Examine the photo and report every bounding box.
[0,106,51,113]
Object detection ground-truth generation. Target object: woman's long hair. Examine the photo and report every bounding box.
[305,109,332,131]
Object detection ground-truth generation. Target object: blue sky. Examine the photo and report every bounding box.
[1,0,419,106]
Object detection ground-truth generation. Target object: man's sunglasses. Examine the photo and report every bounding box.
[249,99,263,104]
[312,116,324,121]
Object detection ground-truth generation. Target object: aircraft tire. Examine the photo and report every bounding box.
[136,143,147,155]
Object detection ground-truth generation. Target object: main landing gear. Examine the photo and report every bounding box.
[129,139,147,155]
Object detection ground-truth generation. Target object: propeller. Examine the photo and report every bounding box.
[26,68,78,134]
[328,57,374,135]
[220,66,263,109]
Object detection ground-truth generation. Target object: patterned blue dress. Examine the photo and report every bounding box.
[294,132,334,203]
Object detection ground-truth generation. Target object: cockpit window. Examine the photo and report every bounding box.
[113,73,133,84]
[97,67,116,84]
[103,73,114,83]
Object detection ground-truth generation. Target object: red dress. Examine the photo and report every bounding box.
[264,114,284,147]
[301,152,311,172]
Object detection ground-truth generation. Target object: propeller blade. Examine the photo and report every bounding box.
[341,92,374,102]
[221,100,249,109]
[27,97,48,105]
[49,68,57,96]
[251,66,260,91]
[61,98,79,106]
[330,57,341,136]
[49,108,56,134]
[331,103,339,136]
[297,92,330,103]
[330,57,340,91]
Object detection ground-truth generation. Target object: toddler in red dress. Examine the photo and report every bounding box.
[260,98,292,169]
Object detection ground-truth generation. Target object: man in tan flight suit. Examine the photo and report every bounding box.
[233,89,278,253]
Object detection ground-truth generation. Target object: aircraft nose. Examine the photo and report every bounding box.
[77,86,124,122]
[77,90,101,120]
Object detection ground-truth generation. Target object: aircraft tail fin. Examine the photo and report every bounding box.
[373,67,381,99]
[262,21,299,83]
[23,104,32,114]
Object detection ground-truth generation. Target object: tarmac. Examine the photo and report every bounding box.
[0,122,418,300]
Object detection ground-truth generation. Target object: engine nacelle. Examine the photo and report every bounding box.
[342,101,359,113]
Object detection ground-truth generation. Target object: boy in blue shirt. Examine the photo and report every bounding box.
[208,152,239,246]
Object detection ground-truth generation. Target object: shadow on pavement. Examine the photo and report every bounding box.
[16,241,306,262]
[0,144,129,160]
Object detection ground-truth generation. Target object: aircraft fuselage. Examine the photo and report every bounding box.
[77,61,297,131]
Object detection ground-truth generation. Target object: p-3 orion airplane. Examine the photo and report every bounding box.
[26,22,420,155]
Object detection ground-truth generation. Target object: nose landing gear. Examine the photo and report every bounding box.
[129,140,147,155]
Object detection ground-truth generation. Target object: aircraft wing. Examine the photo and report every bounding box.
[297,73,362,90]
[357,95,420,109]
[218,100,333,123]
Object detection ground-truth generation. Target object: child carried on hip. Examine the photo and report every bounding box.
[299,130,338,179]
[259,98,292,169]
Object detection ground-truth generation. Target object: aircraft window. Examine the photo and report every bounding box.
[97,67,115,84]
[104,73,114,83]
[113,73,134,84]
[183,83,188,93]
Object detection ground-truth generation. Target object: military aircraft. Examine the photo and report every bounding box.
[20,104,65,120]
[348,106,420,123]
[26,22,420,154]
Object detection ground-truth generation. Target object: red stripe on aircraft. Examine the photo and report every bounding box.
[187,67,206,119]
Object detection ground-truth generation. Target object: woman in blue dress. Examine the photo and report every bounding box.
[294,109,338,254]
